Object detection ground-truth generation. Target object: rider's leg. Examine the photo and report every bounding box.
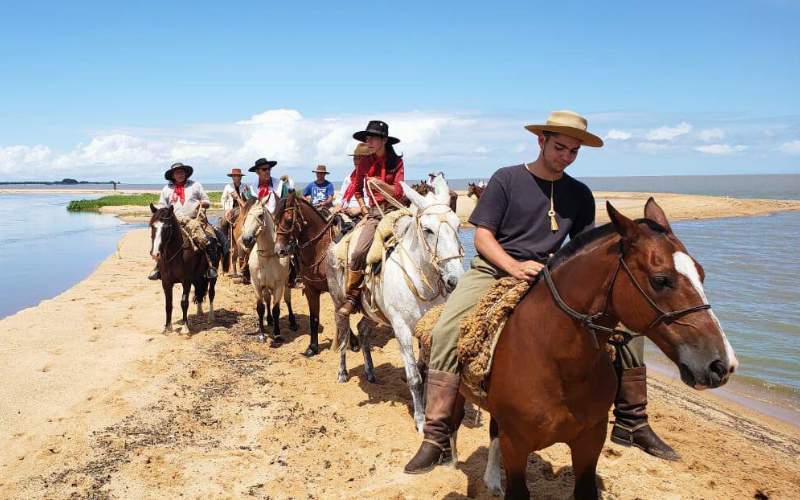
[337,214,380,316]
[611,336,679,461]
[405,255,505,474]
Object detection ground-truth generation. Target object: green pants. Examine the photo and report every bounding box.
[428,255,507,374]
[614,335,645,370]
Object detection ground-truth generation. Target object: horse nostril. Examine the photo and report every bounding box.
[709,359,727,385]
[446,276,459,291]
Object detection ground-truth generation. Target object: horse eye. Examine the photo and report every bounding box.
[651,275,672,290]
[424,228,434,235]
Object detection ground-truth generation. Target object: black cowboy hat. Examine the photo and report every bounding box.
[248,157,278,173]
[353,120,400,145]
[164,162,194,181]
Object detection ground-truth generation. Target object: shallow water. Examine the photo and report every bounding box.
[459,211,800,411]
[0,193,144,320]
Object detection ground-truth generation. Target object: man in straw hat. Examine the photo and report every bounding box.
[333,142,372,217]
[302,165,335,209]
[148,162,221,281]
[219,168,249,278]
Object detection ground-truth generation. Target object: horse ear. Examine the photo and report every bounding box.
[644,197,672,233]
[150,203,157,213]
[432,175,450,204]
[607,202,639,240]
[402,181,427,208]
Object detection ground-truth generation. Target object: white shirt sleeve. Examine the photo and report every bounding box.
[192,182,211,205]
[157,186,170,209]
[221,184,234,211]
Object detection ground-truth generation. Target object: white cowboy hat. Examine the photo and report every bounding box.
[524,110,603,148]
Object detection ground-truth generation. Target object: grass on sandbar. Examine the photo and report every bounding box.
[67,192,222,212]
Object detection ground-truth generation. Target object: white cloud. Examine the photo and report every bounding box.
[0,145,53,175]
[604,129,632,140]
[637,142,669,153]
[778,141,800,154]
[694,144,747,155]
[698,128,725,142]
[646,122,692,141]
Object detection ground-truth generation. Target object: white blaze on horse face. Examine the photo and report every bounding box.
[673,251,738,370]
[151,221,164,258]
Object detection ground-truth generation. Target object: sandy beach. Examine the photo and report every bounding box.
[1,218,799,499]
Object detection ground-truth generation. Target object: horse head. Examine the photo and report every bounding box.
[467,183,476,197]
[148,203,175,261]
[607,199,738,390]
[274,191,300,257]
[401,176,465,293]
[241,197,275,250]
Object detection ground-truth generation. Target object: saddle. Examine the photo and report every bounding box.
[415,277,531,398]
[332,210,408,275]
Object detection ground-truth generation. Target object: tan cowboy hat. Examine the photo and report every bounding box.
[165,162,193,181]
[226,168,246,177]
[348,143,371,157]
[428,171,436,177]
[311,165,330,175]
[524,110,603,148]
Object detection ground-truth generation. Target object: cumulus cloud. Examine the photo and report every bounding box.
[698,128,725,142]
[778,140,800,154]
[604,129,632,140]
[646,122,692,141]
[694,144,747,155]
[637,142,669,153]
[0,145,53,175]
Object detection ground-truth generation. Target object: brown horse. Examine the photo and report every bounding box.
[467,182,484,200]
[148,204,218,335]
[453,199,737,499]
[414,180,458,212]
[273,193,361,358]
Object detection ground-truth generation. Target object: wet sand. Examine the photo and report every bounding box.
[0,228,798,499]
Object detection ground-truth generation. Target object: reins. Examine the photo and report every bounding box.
[275,197,338,280]
[542,239,711,350]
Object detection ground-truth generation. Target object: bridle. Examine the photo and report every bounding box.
[542,239,711,349]
[274,198,338,279]
[245,198,280,258]
[152,212,189,263]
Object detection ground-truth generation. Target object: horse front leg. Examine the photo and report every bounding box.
[568,418,606,500]
[162,281,173,334]
[499,429,530,499]
[302,289,321,357]
[393,322,425,433]
[207,277,216,323]
[333,311,351,383]
[180,282,191,336]
[356,317,376,383]
[284,286,298,331]
[256,299,266,344]
[484,417,505,495]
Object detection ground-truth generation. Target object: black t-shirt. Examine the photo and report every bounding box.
[468,164,595,263]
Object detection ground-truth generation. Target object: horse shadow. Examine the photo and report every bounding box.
[441,447,608,499]
[182,307,247,336]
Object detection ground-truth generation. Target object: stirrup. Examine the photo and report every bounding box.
[205,268,218,279]
[148,270,161,281]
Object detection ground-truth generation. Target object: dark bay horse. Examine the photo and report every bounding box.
[273,193,360,358]
[149,204,218,335]
[455,199,738,499]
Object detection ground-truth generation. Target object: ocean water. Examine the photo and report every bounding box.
[459,211,800,413]
[0,193,144,320]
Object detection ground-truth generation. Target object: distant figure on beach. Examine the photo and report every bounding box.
[333,142,372,217]
[280,174,296,196]
[112,181,117,191]
[427,171,436,185]
[149,162,223,281]
[302,165,334,209]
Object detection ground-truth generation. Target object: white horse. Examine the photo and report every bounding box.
[241,197,298,345]
[327,175,465,432]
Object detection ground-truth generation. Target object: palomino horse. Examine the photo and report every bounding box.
[241,197,299,345]
[273,193,360,357]
[148,204,217,335]
[454,200,737,499]
[327,176,465,432]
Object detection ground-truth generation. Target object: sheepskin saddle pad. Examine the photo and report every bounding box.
[332,210,408,274]
[415,277,531,398]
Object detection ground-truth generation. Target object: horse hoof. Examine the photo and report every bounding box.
[366,373,377,384]
[256,335,266,344]
[162,328,171,336]
[270,337,283,348]
[289,322,299,332]
[337,374,348,383]
[207,312,215,323]
[301,346,319,358]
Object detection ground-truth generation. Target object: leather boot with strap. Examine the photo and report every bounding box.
[404,370,461,474]
[337,270,364,316]
[611,366,680,461]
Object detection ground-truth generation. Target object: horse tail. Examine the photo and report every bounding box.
[193,277,209,305]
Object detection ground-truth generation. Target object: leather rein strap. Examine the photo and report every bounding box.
[542,240,711,350]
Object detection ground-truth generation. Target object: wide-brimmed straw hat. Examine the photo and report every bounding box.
[524,110,603,148]
[311,165,330,175]
[165,162,193,181]
[248,157,278,173]
[348,143,371,157]
[227,168,246,178]
[353,120,400,145]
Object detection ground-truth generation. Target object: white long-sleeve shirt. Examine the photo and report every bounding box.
[248,177,285,214]
[333,174,371,210]
[221,183,249,212]
[157,180,210,218]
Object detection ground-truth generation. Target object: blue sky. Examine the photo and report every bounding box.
[1,0,799,182]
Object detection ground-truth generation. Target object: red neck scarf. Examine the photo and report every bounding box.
[258,179,271,200]
[341,171,358,202]
[172,182,186,204]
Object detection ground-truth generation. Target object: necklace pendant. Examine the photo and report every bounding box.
[548,210,559,231]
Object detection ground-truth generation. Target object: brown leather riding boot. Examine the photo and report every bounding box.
[337,270,364,316]
[404,370,461,474]
[611,366,680,461]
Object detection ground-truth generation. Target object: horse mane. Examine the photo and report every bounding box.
[242,197,258,212]
[148,206,176,226]
[547,218,668,270]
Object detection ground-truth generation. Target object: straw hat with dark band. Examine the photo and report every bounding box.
[348,143,371,157]
[312,165,330,175]
[524,110,603,148]
[165,162,194,181]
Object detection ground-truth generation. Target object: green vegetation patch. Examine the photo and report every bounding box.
[67,192,222,212]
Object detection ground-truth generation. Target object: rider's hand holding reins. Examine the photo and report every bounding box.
[475,225,543,283]
[507,260,544,283]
